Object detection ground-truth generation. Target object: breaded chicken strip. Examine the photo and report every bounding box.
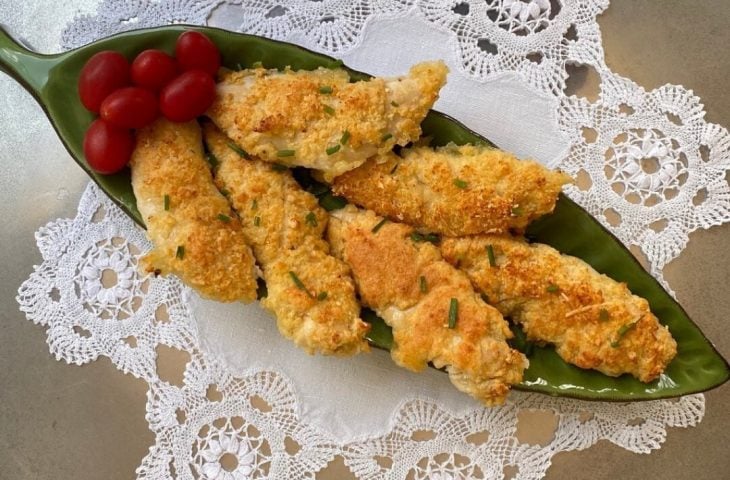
[130,119,258,303]
[328,206,527,405]
[440,236,677,382]
[207,61,448,181]
[203,124,369,355]
[332,144,571,236]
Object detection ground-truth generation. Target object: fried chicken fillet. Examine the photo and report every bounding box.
[203,124,369,355]
[130,119,258,303]
[328,206,527,405]
[332,144,571,236]
[207,61,448,181]
[441,236,677,382]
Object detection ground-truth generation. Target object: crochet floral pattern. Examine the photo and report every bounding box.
[18,184,705,479]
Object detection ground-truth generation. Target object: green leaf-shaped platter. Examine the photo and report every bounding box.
[1,25,726,401]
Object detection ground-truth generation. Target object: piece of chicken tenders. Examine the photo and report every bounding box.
[130,119,258,303]
[328,206,527,405]
[440,235,677,382]
[207,61,448,181]
[203,124,369,356]
[332,144,571,236]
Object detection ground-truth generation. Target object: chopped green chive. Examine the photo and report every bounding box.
[163,194,170,211]
[254,216,261,226]
[289,271,319,300]
[599,308,610,322]
[546,283,560,293]
[220,188,230,198]
[410,232,441,245]
[319,85,333,94]
[381,133,393,142]
[390,163,399,175]
[610,322,636,348]
[419,276,428,293]
[206,152,219,168]
[511,205,524,216]
[217,213,231,223]
[289,271,307,291]
[277,149,295,157]
[448,298,458,329]
[305,212,318,227]
[175,245,185,260]
[271,163,288,171]
[391,101,399,107]
[453,178,468,189]
[227,141,251,160]
[252,61,263,69]
[486,244,496,267]
[371,218,388,233]
[340,130,351,145]
[323,104,335,115]
[426,233,441,244]
[319,193,347,211]
[326,144,341,155]
[308,183,329,197]
[410,232,424,243]
[251,199,258,210]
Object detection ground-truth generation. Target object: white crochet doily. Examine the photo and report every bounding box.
[18,183,706,480]
[14,0,730,478]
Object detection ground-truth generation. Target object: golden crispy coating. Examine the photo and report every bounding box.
[328,206,527,405]
[440,236,677,382]
[332,144,571,236]
[207,61,448,181]
[203,124,369,355]
[130,119,258,303]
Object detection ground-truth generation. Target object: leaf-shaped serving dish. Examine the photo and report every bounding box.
[1,25,727,401]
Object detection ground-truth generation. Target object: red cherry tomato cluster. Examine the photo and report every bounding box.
[79,31,221,174]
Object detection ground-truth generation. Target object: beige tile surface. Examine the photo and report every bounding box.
[0,1,728,479]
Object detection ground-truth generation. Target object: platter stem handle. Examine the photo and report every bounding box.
[0,24,56,100]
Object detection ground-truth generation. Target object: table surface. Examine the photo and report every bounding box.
[1,2,728,479]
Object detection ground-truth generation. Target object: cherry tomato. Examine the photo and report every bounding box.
[100,87,158,129]
[78,51,130,113]
[131,49,178,91]
[159,70,216,122]
[175,31,221,76]
[83,119,135,174]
